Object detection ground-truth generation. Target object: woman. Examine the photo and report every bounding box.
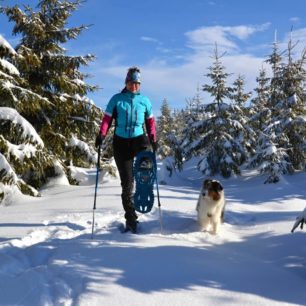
[96,67,157,233]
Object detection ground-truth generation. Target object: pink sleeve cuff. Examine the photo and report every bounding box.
[100,114,112,136]
[145,117,157,142]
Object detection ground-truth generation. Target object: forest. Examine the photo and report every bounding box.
[0,0,305,204]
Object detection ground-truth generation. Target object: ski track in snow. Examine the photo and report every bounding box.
[0,169,306,306]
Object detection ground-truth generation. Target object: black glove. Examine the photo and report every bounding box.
[151,141,158,152]
[95,133,105,148]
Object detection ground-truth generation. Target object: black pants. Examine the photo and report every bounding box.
[113,134,150,222]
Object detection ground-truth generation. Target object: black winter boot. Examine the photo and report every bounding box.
[121,194,138,233]
[125,219,138,233]
[122,195,138,220]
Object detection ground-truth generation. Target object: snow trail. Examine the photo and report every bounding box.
[0,168,305,305]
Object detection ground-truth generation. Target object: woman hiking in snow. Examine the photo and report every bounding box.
[95,67,158,233]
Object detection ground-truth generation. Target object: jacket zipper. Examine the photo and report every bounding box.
[131,98,133,137]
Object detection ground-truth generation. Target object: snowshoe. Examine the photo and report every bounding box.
[133,151,156,214]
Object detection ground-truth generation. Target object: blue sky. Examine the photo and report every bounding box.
[1,0,306,114]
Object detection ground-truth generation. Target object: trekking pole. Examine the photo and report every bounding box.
[153,151,163,234]
[91,143,101,240]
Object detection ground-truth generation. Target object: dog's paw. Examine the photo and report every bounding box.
[200,227,209,232]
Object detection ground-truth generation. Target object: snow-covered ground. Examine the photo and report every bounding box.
[0,160,306,306]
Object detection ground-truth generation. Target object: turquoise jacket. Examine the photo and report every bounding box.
[101,89,155,139]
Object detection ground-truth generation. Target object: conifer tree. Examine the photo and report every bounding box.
[230,74,251,108]
[248,67,274,175]
[183,46,254,178]
[156,98,184,173]
[202,45,233,107]
[185,84,204,121]
[274,38,306,171]
[265,33,283,109]
[0,34,50,118]
[254,37,294,182]
[250,67,271,131]
[1,0,102,168]
[0,35,56,203]
[180,86,207,160]
[170,108,185,171]
[156,98,174,158]
[230,74,256,158]
[249,35,305,183]
[249,66,292,184]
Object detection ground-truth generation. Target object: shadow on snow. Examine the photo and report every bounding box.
[0,217,305,305]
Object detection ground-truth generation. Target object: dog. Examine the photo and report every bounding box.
[196,179,225,234]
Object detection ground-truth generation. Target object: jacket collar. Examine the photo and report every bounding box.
[121,87,140,97]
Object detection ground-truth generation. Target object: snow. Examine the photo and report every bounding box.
[72,79,85,86]
[0,154,18,183]
[264,144,277,156]
[288,94,297,105]
[0,58,20,76]
[68,135,97,163]
[7,143,39,162]
[0,35,16,56]
[0,160,306,306]
[0,107,44,147]
[0,183,22,206]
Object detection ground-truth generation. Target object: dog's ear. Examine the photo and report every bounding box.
[203,179,211,189]
[217,183,224,191]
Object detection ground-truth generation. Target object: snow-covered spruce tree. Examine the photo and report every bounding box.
[250,130,292,184]
[156,99,184,174]
[155,99,175,177]
[0,35,57,203]
[1,0,102,169]
[156,98,175,159]
[275,38,306,171]
[168,108,185,171]
[248,67,281,182]
[250,36,306,183]
[230,73,254,132]
[266,34,284,109]
[0,34,51,117]
[258,36,305,182]
[249,67,271,132]
[230,74,252,109]
[185,84,204,121]
[249,66,292,184]
[250,38,294,183]
[180,86,207,159]
[247,67,271,175]
[184,46,255,177]
[230,74,256,160]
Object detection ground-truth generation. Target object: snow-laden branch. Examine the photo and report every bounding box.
[0,107,44,146]
[0,34,16,56]
[0,153,18,184]
[0,58,19,75]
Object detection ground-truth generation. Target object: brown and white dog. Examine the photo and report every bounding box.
[196,179,225,234]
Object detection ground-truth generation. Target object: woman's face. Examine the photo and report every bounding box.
[126,81,141,93]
